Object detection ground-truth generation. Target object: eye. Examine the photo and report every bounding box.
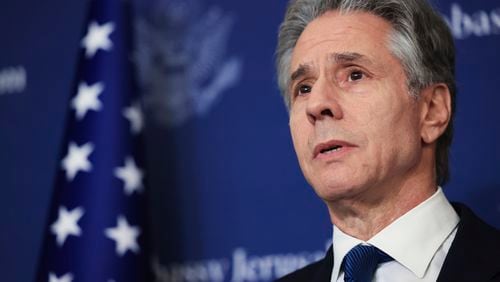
[296,84,312,96]
[348,70,364,82]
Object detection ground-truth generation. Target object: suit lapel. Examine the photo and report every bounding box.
[437,203,500,282]
[313,245,334,282]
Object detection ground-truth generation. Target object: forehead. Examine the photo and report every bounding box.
[291,11,395,70]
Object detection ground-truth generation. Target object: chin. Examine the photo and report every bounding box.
[310,179,363,202]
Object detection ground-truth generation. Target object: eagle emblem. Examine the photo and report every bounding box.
[134,0,242,127]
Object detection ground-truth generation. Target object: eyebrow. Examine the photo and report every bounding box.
[290,63,313,82]
[289,52,373,84]
[330,52,372,65]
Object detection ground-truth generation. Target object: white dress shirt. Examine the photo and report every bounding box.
[331,188,460,282]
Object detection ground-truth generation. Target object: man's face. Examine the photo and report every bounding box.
[289,11,424,202]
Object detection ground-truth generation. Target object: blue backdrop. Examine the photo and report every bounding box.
[0,0,499,281]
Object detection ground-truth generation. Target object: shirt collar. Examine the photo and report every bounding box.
[331,225,364,282]
[331,187,459,281]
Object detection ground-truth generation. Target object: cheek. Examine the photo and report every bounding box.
[289,116,304,151]
[372,104,422,164]
[356,95,419,153]
[289,114,311,162]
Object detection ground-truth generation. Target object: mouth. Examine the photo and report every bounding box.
[313,140,356,159]
[320,145,343,154]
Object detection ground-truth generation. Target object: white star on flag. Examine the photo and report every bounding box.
[114,156,144,195]
[105,215,141,256]
[71,82,104,120]
[61,142,94,181]
[81,21,115,58]
[49,272,74,282]
[123,103,144,134]
[50,206,84,247]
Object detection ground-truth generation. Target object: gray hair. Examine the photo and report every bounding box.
[276,0,456,185]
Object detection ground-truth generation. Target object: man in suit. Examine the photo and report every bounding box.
[274,0,500,281]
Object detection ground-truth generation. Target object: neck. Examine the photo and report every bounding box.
[326,171,437,241]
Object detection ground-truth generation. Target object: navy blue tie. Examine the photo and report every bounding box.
[342,244,393,282]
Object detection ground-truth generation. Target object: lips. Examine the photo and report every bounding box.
[313,140,357,159]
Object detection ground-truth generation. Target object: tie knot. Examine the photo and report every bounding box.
[342,244,393,282]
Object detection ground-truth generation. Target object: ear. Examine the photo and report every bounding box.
[420,83,452,144]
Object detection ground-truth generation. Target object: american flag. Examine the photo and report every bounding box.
[37,0,150,281]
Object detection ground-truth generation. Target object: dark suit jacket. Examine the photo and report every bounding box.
[276,203,500,282]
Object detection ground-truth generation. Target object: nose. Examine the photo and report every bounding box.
[306,79,343,124]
